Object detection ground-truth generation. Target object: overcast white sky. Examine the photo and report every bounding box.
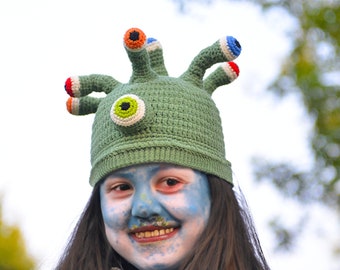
[0,0,339,269]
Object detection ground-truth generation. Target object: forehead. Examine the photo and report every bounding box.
[108,163,191,177]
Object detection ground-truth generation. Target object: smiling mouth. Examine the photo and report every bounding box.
[130,226,178,243]
[135,228,174,239]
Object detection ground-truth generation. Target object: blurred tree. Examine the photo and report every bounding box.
[0,200,36,270]
[170,0,340,253]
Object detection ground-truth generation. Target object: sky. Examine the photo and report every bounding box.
[0,0,339,269]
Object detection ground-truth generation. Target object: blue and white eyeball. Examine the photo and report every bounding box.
[110,94,146,127]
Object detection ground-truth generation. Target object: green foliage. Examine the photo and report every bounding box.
[249,0,340,208]
[170,0,340,254]
[250,1,340,253]
[0,202,36,270]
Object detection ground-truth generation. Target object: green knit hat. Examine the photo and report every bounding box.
[64,27,241,186]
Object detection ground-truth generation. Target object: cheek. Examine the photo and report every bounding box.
[162,184,210,221]
[195,182,211,216]
[100,194,131,230]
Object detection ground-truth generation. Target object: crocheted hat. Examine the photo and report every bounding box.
[64,27,241,186]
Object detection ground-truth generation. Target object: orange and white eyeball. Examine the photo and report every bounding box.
[66,97,80,115]
[110,94,146,127]
[124,27,147,50]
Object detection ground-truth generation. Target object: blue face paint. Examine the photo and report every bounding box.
[100,163,211,270]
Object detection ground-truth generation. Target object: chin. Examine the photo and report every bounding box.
[131,260,180,270]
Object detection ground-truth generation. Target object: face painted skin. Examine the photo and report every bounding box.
[100,163,211,270]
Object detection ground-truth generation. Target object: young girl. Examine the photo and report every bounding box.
[58,27,270,270]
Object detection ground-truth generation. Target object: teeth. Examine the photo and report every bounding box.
[135,228,174,239]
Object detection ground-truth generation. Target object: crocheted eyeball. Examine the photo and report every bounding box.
[124,28,146,51]
[64,77,80,97]
[110,94,146,127]
[220,36,241,60]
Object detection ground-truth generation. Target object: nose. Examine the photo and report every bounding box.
[131,189,162,219]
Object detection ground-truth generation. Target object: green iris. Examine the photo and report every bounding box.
[114,96,138,119]
[110,94,146,127]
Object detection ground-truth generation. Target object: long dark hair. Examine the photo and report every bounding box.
[179,175,270,270]
[55,184,136,270]
[56,175,270,270]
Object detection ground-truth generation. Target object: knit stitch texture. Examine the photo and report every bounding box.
[64,27,241,186]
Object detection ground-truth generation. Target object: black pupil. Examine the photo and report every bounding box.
[129,31,139,41]
[120,102,130,111]
[235,40,241,49]
[120,184,130,191]
[167,179,177,186]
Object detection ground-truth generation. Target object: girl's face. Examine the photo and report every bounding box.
[100,163,211,270]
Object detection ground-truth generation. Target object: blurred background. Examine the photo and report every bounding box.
[0,0,339,269]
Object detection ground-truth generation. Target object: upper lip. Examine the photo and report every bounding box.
[129,221,179,233]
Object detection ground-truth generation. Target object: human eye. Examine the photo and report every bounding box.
[166,178,179,186]
[113,183,132,191]
[156,177,184,194]
[105,181,133,198]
